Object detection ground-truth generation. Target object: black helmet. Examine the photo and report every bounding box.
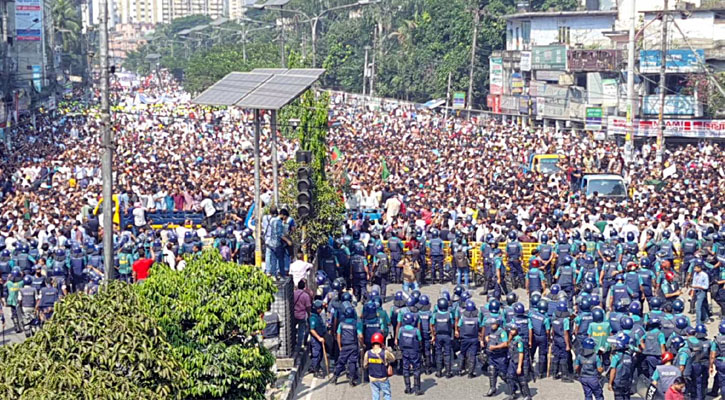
[506,292,518,306]
[437,298,449,311]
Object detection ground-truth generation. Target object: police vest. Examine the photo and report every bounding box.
[390,306,401,331]
[15,254,29,269]
[508,336,527,363]
[716,334,725,359]
[39,287,58,308]
[682,240,697,255]
[31,276,44,290]
[340,320,359,347]
[603,262,619,282]
[530,312,547,337]
[430,239,444,256]
[376,254,390,276]
[460,315,479,340]
[88,255,103,268]
[507,242,521,258]
[528,269,543,292]
[557,243,571,256]
[487,328,507,355]
[367,350,388,379]
[624,242,638,255]
[608,312,622,333]
[688,339,709,364]
[660,316,676,339]
[583,267,598,285]
[643,330,662,356]
[70,256,85,275]
[571,241,582,256]
[552,317,566,341]
[389,238,403,256]
[613,352,634,388]
[579,353,599,377]
[241,242,254,258]
[601,241,616,255]
[612,285,631,306]
[655,365,681,397]
[400,327,420,351]
[335,249,350,266]
[351,255,366,276]
[659,241,674,257]
[0,260,10,275]
[539,245,553,261]
[624,273,641,296]
[557,265,575,287]
[638,270,654,292]
[19,286,36,308]
[363,317,381,343]
[577,312,594,336]
[434,311,452,336]
[514,316,530,341]
[310,313,326,336]
[419,311,432,335]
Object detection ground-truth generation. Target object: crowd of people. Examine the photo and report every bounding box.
[0,71,722,399]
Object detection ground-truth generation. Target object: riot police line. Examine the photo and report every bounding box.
[304,226,725,400]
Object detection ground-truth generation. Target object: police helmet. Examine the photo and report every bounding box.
[583,283,594,293]
[537,300,548,313]
[530,292,542,305]
[461,291,472,302]
[371,332,384,345]
[573,231,581,240]
[648,318,661,329]
[614,333,630,351]
[620,316,634,330]
[560,254,573,265]
[22,275,32,285]
[312,300,324,312]
[488,299,501,313]
[626,232,635,242]
[556,301,568,313]
[52,266,64,277]
[486,233,495,244]
[453,285,464,298]
[363,301,377,317]
[331,279,342,292]
[649,297,663,310]
[430,229,440,239]
[406,296,417,308]
[315,271,327,286]
[541,234,549,243]
[695,324,707,337]
[579,298,592,312]
[662,352,675,363]
[640,258,651,268]
[411,290,421,302]
[675,316,689,330]
[602,249,615,259]
[440,289,451,302]
[465,300,477,312]
[582,337,596,350]
[558,234,567,244]
[672,299,685,314]
[670,335,685,350]
[615,299,628,312]
[506,292,517,306]
[437,298,449,311]
[10,267,21,278]
[403,312,415,326]
[0,249,9,258]
[394,291,405,303]
[352,230,361,241]
[370,289,381,299]
[589,295,600,307]
[341,292,352,303]
[343,307,355,319]
[506,323,519,332]
[508,231,517,241]
[663,231,671,239]
[629,300,642,315]
[513,302,525,315]
[550,284,560,296]
[718,321,725,335]
[419,295,430,308]
[592,308,604,322]
[56,249,66,258]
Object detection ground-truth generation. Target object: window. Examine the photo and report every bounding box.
[558,26,570,45]
[522,21,531,47]
[515,27,520,50]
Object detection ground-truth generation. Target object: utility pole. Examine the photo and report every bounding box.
[253,109,262,268]
[100,0,113,281]
[271,110,279,206]
[467,7,479,119]
[444,71,452,129]
[370,29,376,97]
[656,1,668,164]
[362,45,369,97]
[279,8,286,68]
[625,0,636,162]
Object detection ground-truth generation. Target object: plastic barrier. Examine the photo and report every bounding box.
[120,210,206,229]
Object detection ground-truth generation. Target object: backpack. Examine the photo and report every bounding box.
[454,250,469,269]
[377,256,390,276]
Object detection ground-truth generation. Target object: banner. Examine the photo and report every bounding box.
[532,45,567,70]
[608,116,725,139]
[640,49,705,73]
[452,92,466,109]
[15,0,42,41]
[520,51,531,72]
[489,57,503,95]
[585,107,603,130]
[32,65,42,92]
[642,95,695,116]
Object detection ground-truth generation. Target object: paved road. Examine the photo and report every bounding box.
[0,306,34,346]
[295,282,721,400]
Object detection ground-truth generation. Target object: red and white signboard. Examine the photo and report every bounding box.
[607,116,725,139]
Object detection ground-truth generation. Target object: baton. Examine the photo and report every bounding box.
[547,342,552,378]
[322,340,330,376]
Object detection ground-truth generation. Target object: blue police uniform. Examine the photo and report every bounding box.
[431,309,454,377]
[575,349,603,400]
[398,324,423,393]
[529,309,550,378]
[457,311,481,377]
[334,317,362,383]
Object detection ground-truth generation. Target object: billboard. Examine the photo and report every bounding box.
[520,51,531,71]
[15,0,42,41]
[452,92,466,109]
[568,49,621,71]
[642,95,695,116]
[489,57,503,95]
[585,107,603,130]
[532,45,567,70]
[607,116,725,138]
[639,49,705,73]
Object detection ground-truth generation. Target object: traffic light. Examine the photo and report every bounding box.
[296,151,313,219]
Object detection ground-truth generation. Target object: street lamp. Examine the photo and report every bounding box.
[255,0,379,67]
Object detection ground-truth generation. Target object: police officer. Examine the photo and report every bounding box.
[309,300,328,378]
[640,318,666,379]
[607,274,632,312]
[608,333,635,400]
[456,300,481,378]
[688,324,710,400]
[485,317,509,397]
[429,229,445,284]
[239,229,255,265]
[550,300,572,381]
[681,230,700,282]
[431,297,454,378]
[652,351,682,398]
[506,231,524,290]
[37,277,59,323]
[622,262,643,304]
[417,295,434,374]
[555,254,576,300]
[506,322,533,400]
[333,307,363,386]
[389,291,406,348]
[709,321,725,397]
[333,238,351,288]
[398,312,423,395]
[69,246,87,293]
[529,299,550,379]
[350,244,370,301]
[374,245,391,300]
[492,249,508,300]
[573,298,594,353]
[620,232,640,267]
[362,301,383,354]
[601,250,622,309]
[637,259,657,306]
[388,231,404,284]
[537,234,555,283]
[18,275,37,337]
[575,337,605,400]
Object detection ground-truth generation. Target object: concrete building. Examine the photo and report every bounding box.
[171,0,224,20]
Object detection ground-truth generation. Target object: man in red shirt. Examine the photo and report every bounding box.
[132,257,154,283]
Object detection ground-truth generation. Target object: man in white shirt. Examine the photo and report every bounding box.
[163,244,176,270]
[132,202,147,235]
[200,197,216,229]
[289,250,312,287]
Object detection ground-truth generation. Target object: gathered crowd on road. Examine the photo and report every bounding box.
[0,72,723,400]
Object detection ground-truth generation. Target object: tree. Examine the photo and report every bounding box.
[0,282,186,400]
[53,0,82,72]
[684,72,725,118]
[136,251,277,400]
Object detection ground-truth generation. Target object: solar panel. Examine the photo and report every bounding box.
[284,68,325,78]
[250,68,289,74]
[236,74,319,110]
[263,0,291,6]
[192,72,271,106]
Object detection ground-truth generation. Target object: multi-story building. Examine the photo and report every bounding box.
[489,0,725,138]
[171,0,224,20]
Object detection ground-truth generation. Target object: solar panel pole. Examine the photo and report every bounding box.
[271,110,279,206]
[254,109,263,268]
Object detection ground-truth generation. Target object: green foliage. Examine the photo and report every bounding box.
[685,72,725,118]
[53,0,83,73]
[0,282,186,400]
[531,0,579,11]
[183,43,279,93]
[279,160,346,251]
[136,251,277,400]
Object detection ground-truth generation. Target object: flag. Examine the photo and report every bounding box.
[244,202,255,229]
[330,146,342,164]
[381,157,390,182]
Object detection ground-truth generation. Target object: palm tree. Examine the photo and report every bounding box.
[52,0,82,70]
[388,19,417,49]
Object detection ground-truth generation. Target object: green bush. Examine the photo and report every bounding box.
[137,251,278,399]
[0,281,186,400]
